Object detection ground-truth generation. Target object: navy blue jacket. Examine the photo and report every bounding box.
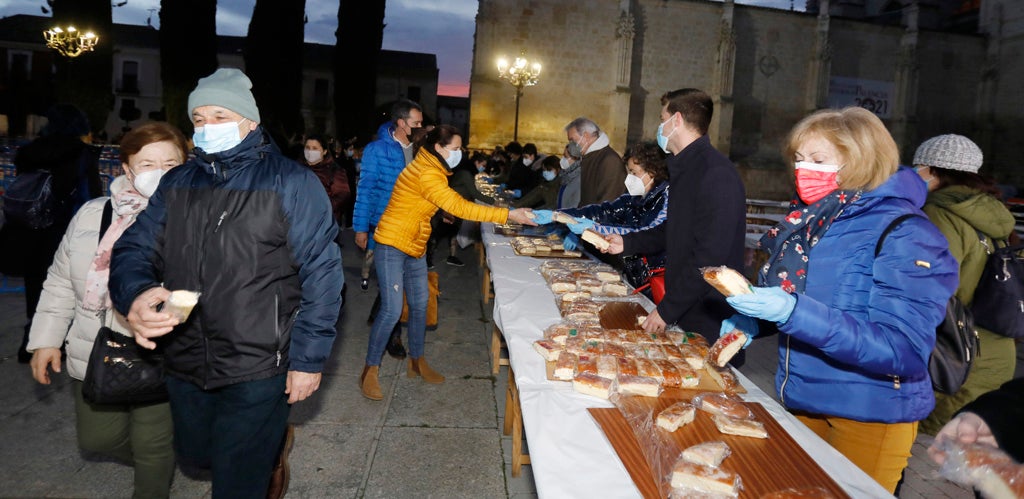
[110,128,342,389]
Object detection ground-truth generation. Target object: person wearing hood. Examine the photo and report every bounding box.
[359,125,536,401]
[109,68,342,499]
[27,121,186,498]
[8,103,105,363]
[564,116,625,206]
[914,134,1018,436]
[557,143,582,209]
[303,133,351,229]
[707,107,957,493]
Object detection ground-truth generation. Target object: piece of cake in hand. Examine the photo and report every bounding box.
[712,414,768,439]
[581,229,611,251]
[573,372,614,399]
[701,265,754,297]
[708,329,749,368]
[681,441,732,468]
[166,290,201,322]
[670,459,742,497]
[552,211,577,224]
[615,374,662,397]
[656,401,696,432]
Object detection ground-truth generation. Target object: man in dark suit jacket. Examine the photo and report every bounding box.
[565,117,626,206]
[604,89,747,362]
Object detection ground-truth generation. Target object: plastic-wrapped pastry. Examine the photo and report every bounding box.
[678,343,709,368]
[573,372,613,399]
[616,357,638,377]
[533,339,563,361]
[549,276,578,294]
[560,291,592,302]
[552,211,578,224]
[670,359,701,388]
[668,331,710,350]
[602,281,629,296]
[639,331,673,345]
[577,277,605,294]
[596,354,619,378]
[705,365,741,393]
[560,299,601,315]
[615,374,662,397]
[595,269,621,283]
[938,442,1024,499]
[701,265,754,297]
[708,329,749,368]
[553,351,577,380]
[575,354,598,376]
[712,414,768,439]
[543,323,577,344]
[564,335,587,354]
[661,344,684,360]
[598,342,626,357]
[670,459,742,496]
[681,441,732,468]
[694,392,754,420]
[603,329,632,344]
[656,401,696,432]
[760,487,837,499]
[561,249,583,257]
[635,358,663,380]
[623,343,651,359]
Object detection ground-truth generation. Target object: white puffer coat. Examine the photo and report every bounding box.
[28,190,135,381]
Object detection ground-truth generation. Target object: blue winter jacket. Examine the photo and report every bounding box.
[109,128,342,389]
[352,122,408,233]
[774,167,957,423]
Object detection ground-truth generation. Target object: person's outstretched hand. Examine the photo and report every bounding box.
[927,412,998,466]
[531,210,554,224]
[603,234,624,255]
[508,208,537,226]
[566,217,595,235]
[719,314,758,348]
[726,287,796,324]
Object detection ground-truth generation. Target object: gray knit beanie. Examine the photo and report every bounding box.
[912,134,983,173]
[187,68,261,123]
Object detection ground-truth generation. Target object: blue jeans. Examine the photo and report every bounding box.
[366,243,429,364]
[165,374,289,499]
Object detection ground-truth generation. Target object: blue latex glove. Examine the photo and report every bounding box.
[484,177,494,184]
[499,183,507,190]
[563,233,579,251]
[531,210,554,224]
[511,189,522,199]
[720,314,758,348]
[726,286,797,324]
[566,217,595,235]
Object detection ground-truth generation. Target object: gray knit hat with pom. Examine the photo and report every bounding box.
[912,134,983,173]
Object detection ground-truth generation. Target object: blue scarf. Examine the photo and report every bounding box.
[757,190,861,293]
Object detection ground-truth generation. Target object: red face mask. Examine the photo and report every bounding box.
[794,161,841,204]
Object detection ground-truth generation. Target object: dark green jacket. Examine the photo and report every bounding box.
[513,178,560,209]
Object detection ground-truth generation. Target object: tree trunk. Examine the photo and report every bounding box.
[335,0,386,142]
[50,0,113,136]
[245,0,306,149]
[159,0,218,135]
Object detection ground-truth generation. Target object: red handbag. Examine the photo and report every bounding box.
[633,267,665,304]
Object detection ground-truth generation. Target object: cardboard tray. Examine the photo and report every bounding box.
[589,400,849,499]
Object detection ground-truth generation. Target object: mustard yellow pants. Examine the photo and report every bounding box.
[797,413,917,494]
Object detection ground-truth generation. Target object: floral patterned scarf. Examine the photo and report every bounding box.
[82,176,148,312]
[757,189,861,294]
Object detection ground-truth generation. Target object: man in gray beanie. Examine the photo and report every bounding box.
[110,67,342,499]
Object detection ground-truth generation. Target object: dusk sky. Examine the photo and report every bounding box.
[0,0,798,98]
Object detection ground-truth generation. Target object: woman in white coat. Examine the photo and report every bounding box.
[28,122,188,498]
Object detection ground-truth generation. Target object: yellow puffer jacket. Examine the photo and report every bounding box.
[374,148,508,257]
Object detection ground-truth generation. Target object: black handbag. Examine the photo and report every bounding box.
[82,325,168,404]
[80,200,167,405]
[969,235,1024,339]
[929,295,979,395]
[877,214,977,394]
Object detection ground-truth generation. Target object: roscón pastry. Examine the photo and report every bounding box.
[553,351,577,380]
[705,365,741,393]
[532,339,562,361]
[615,374,662,397]
[573,372,613,399]
[656,401,696,431]
[712,414,768,439]
[681,441,732,468]
[708,329,749,368]
[670,459,742,496]
[701,265,754,297]
[695,392,754,420]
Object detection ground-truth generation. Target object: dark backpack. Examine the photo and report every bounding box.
[970,233,1024,339]
[2,170,57,229]
[877,214,978,395]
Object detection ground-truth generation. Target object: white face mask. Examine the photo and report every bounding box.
[560,157,575,170]
[624,173,648,196]
[304,149,323,164]
[193,118,247,154]
[444,149,462,169]
[522,157,534,167]
[132,169,164,198]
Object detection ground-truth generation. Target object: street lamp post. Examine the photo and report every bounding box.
[43,25,99,58]
[496,52,541,142]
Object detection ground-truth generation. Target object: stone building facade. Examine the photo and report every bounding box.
[470,0,1023,198]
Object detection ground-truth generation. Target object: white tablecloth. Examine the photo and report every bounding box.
[482,223,893,499]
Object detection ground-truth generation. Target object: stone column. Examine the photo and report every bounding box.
[890,4,920,159]
[709,0,736,155]
[609,0,635,153]
[975,2,1002,165]
[805,0,832,114]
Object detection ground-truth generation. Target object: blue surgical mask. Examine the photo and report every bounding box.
[656,116,676,153]
[542,170,557,182]
[193,118,247,154]
[476,165,486,173]
[445,149,462,169]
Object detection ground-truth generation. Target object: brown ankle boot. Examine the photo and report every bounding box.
[407,357,445,383]
[267,424,294,499]
[360,365,383,400]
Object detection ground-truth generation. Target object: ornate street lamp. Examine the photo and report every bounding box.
[43,25,99,58]
[496,51,541,142]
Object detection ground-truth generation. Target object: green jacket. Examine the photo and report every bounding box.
[921,185,1015,305]
[919,185,1018,435]
[513,178,560,209]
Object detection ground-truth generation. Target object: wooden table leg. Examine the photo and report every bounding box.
[508,368,531,476]
[491,325,510,375]
[476,241,485,268]
[481,265,492,305]
[503,368,515,436]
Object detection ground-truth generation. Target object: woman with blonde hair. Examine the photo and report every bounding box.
[721,107,958,492]
[28,121,188,498]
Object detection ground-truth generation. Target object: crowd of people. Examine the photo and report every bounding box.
[2,65,1021,498]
